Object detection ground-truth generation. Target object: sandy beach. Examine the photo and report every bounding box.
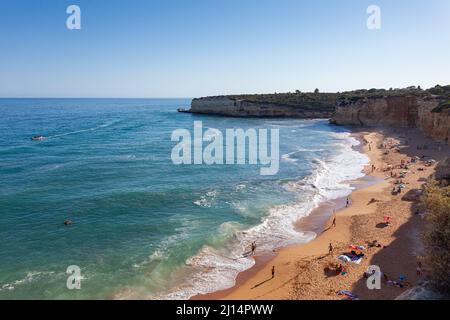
[195,127,450,300]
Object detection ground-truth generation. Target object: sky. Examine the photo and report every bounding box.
[0,0,449,98]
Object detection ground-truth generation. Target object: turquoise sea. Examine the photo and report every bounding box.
[0,99,368,299]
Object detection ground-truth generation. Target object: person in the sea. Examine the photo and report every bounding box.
[271,266,275,279]
[251,241,256,255]
[64,219,73,226]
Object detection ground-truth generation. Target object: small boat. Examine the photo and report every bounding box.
[31,135,45,141]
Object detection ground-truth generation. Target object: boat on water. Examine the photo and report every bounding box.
[31,135,46,141]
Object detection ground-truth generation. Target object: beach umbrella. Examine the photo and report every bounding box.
[337,255,351,262]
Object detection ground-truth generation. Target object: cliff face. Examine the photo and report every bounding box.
[331,96,450,144]
[435,157,450,184]
[186,88,450,144]
[188,96,335,118]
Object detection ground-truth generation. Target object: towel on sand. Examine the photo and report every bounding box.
[338,290,359,300]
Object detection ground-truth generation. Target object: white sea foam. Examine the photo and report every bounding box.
[193,190,218,208]
[156,131,369,300]
[281,147,326,163]
[133,249,167,269]
[0,271,55,292]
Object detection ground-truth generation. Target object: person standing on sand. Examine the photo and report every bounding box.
[332,215,336,228]
[346,198,350,208]
[251,241,256,255]
[328,242,333,255]
[416,262,423,277]
[271,266,275,279]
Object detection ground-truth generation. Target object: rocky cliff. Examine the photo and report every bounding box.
[330,95,450,144]
[184,86,450,144]
[187,96,335,118]
[436,157,450,184]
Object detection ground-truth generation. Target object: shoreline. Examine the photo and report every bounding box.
[194,127,449,300]
[192,131,375,300]
[192,177,378,301]
[191,130,371,300]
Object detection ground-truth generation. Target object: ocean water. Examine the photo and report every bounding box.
[0,99,368,299]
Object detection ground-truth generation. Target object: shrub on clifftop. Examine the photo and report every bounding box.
[422,181,450,295]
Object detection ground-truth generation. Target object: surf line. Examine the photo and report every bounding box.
[171,121,280,176]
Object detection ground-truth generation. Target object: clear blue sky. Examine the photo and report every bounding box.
[0,0,449,97]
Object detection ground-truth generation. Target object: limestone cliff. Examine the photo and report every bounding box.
[330,96,450,144]
[436,157,450,184]
[184,86,450,144]
[186,95,335,118]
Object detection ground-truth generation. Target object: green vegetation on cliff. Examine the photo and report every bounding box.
[432,101,450,113]
[422,181,450,295]
[224,85,449,111]
[429,85,450,113]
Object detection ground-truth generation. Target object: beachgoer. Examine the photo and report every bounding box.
[336,264,343,275]
[271,266,275,278]
[328,243,333,255]
[64,219,72,226]
[346,198,350,208]
[332,215,336,228]
[251,241,256,255]
[369,240,382,248]
[341,265,348,276]
[416,262,423,277]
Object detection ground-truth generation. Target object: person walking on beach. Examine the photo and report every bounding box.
[251,241,256,255]
[346,198,350,208]
[332,214,336,228]
[328,242,333,255]
[271,266,275,279]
